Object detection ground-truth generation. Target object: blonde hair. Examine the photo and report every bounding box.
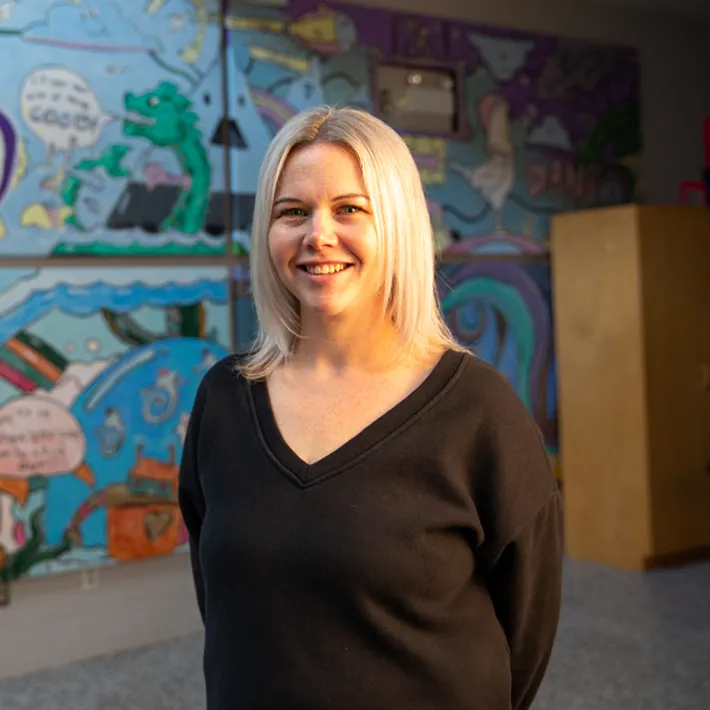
[239,105,465,380]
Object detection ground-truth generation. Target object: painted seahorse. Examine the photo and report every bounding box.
[146,0,206,65]
[141,368,183,424]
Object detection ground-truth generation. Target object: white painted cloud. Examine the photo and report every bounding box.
[528,115,573,151]
[467,32,534,82]
[36,359,113,408]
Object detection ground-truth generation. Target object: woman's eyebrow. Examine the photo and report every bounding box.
[273,193,370,206]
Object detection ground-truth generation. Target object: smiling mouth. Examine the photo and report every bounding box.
[298,263,353,275]
[124,113,156,126]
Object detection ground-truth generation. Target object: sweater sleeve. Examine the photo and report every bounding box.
[467,361,564,710]
[178,376,209,624]
[486,492,564,710]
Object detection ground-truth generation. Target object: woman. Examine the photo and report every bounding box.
[179,105,563,710]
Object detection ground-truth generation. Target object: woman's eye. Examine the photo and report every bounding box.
[281,208,305,218]
[339,205,362,215]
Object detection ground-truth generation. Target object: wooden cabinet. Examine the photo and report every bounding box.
[551,205,710,570]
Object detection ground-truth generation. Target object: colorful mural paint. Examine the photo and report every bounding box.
[0,0,229,255]
[0,0,640,587]
[438,261,556,450]
[225,0,641,253]
[0,1,640,255]
[232,264,259,351]
[0,267,229,585]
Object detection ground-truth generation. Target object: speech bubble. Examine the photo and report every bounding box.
[0,395,86,477]
[20,67,114,154]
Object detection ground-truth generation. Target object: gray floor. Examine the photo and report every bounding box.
[1,558,709,710]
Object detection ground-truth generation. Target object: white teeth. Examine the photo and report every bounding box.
[304,263,348,275]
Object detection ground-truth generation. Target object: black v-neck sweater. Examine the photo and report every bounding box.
[178,350,564,710]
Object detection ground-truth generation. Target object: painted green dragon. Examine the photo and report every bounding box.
[124,81,211,234]
[61,145,131,231]
[61,81,211,235]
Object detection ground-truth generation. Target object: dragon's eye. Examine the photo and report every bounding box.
[149,97,159,107]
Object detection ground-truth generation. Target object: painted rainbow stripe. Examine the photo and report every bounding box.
[250,88,297,129]
[0,331,69,392]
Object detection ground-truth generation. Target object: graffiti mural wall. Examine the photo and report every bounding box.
[0,267,230,582]
[0,0,229,255]
[0,0,640,587]
[438,261,557,448]
[225,0,641,253]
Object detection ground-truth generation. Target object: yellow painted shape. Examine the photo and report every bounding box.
[20,203,52,229]
[56,206,72,224]
[227,17,285,33]
[402,136,447,185]
[146,0,164,14]
[250,45,308,73]
[290,15,337,44]
[10,140,27,190]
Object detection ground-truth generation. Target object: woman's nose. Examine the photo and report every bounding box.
[304,209,337,247]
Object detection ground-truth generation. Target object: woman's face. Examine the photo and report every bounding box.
[268,142,380,323]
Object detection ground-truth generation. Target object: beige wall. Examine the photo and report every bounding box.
[2,0,708,681]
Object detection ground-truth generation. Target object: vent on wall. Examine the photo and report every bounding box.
[376,63,460,134]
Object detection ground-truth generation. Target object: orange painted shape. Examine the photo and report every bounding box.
[107,503,181,561]
[5,339,62,382]
[73,462,95,488]
[0,476,30,505]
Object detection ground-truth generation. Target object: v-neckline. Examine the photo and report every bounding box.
[247,349,465,487]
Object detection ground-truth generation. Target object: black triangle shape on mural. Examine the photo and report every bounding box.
[211,118,247,149]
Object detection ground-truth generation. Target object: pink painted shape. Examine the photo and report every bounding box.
[144,163,191,191]
[477,94,504,131]
[0,360,37,392]
[13,521,26,546]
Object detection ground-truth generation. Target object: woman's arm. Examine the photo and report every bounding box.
[178,378,209,623]
[468,362,565,710]
[486,492,564,710]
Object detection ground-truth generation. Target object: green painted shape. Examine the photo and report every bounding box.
[75,144,131,177]
[61,175,81,208]
[441,277,535,409]
[0,508,71,583]
[0,345,53,390]
[579,100,641,163]
[123,81,211,235]
[15,330,69,371]
[52,241,223,256]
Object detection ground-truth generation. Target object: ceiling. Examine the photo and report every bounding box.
[591,0,710,19]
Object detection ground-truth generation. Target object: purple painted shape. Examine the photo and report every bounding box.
[0,111,17,206]
[287,0,639,156]
[440,260,552,419]
[392,14,449,59]
[444,233,546,255]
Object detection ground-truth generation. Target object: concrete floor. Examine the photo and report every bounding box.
[1,558,709,709]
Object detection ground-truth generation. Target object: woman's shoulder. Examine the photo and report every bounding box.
[197,352,252,397]
[452,350,528,409]
[450,351,559,553]
[443,350,548,454]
